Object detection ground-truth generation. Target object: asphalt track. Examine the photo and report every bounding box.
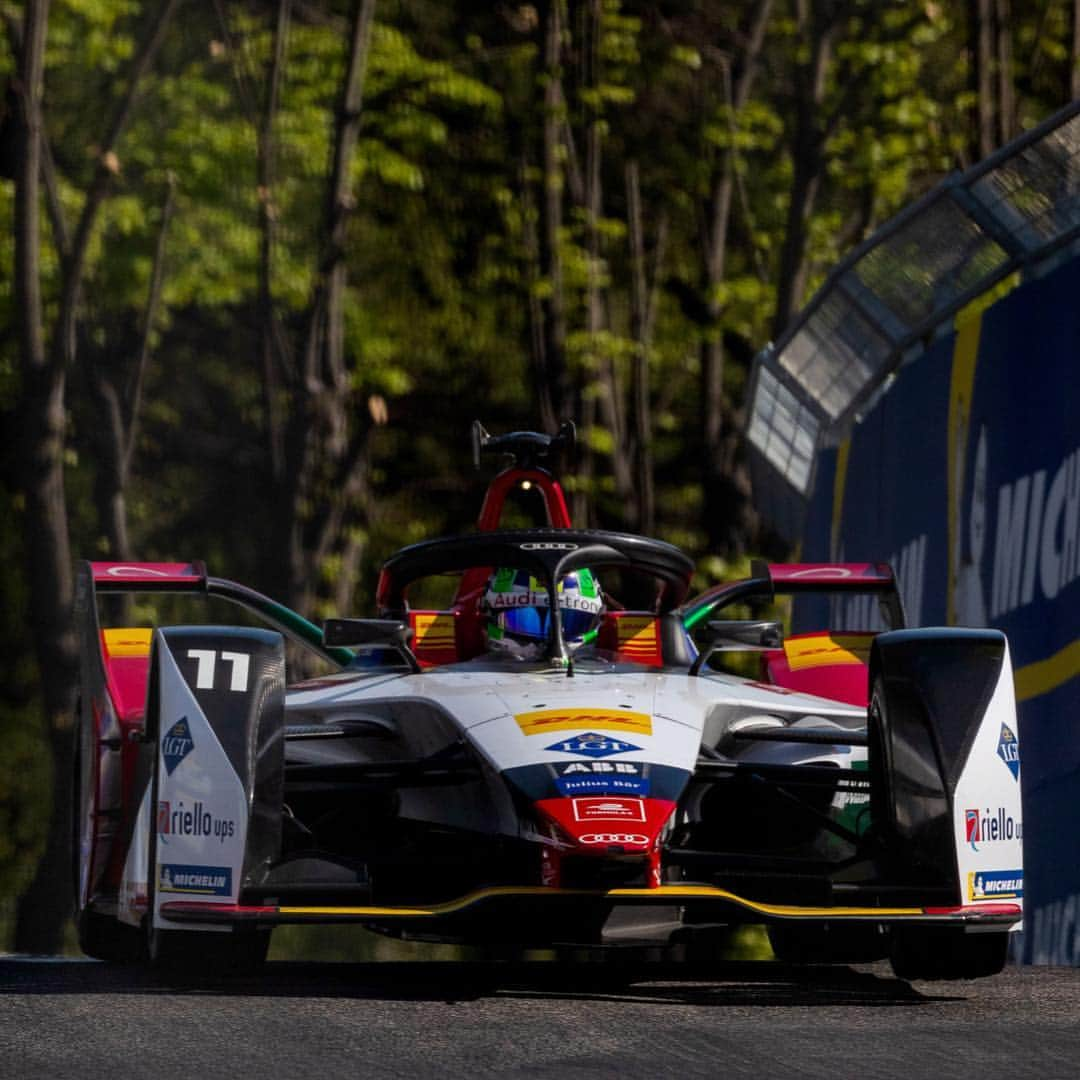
[3,953,1080,1079]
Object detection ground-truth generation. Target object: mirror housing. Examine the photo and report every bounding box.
[323,618,420,673]
[690,619,783,676]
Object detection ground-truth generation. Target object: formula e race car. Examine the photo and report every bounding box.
[73,423,1024,979]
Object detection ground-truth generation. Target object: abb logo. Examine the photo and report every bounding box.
[579,833,649,845]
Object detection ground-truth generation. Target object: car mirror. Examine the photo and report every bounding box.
[690,619,783,676]
[323,618,420,672]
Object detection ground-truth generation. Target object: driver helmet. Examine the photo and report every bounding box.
[482,567,604,660]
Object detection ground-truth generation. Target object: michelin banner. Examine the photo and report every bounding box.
[800,254,1080,963]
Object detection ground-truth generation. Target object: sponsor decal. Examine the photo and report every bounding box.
[544,732,642,759]
[965,806,1022,851]
[572,797,646,822]
[578,833,649,846]
[159,863,233,897]
[106,565,170,577]
[556,775,648,796]
[997,723,1020,780]
[102,627,153,658]
[555,761,647,796]
[783,633,874,671]
[614,617,662,666]
[412,613,455,648]
[518,708,652,736]
[158,800,237,845]
[519,542,578,551]
[162,718,194,775]
[968,869,1023,901]
[557,761,643,777]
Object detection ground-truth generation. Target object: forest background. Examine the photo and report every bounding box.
[1,0,1077,953]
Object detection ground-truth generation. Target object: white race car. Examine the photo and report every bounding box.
[73,424,1023,979]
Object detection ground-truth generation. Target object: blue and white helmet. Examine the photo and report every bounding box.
[482,567,604,659]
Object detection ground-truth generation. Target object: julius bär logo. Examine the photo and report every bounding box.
[162,717,194,775]
[997,723,1020,780]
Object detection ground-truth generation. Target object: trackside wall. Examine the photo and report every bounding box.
[798,254,1080,964]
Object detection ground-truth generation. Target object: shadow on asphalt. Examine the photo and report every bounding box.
[0,957,963,1007]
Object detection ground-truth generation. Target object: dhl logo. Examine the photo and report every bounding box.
[515,708,653,736]
[784,633,874,672]
[102,627,153,658]
[412,613,455,647]
[616,618,662,665]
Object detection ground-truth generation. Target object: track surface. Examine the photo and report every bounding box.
[3,955,1080,1079]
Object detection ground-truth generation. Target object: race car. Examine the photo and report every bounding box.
[73,423,1023,979]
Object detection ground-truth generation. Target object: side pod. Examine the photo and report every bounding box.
[867,628,1021,910]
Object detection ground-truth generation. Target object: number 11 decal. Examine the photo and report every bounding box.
[186,649,250,692]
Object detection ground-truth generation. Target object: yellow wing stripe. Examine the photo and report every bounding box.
[279,884,925,920]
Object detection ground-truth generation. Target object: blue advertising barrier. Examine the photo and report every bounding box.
[800,254,1080,962]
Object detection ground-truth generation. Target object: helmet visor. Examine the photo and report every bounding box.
[499,606,597,642]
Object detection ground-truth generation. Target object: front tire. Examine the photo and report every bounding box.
[890,927,1008,980]
[146,921,270,975]
[768,922,889,965]
[77,908,144,963]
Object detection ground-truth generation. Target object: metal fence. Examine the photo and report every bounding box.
[746,99,1080,540]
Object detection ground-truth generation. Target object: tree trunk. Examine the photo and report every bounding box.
[281,0,376,613]
[12,0,77,955]
[87,179,174,567]
[698,0,771,552]
[259,0,291,489]
[13,0,179,952]
[537,0,569,427]
[970,0,996,160]
[1072,0,1080,101]
[994,0,1014,145]
[626,161,662,536]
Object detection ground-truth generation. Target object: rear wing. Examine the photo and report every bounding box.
[683,560,905,631]
[89,561,208,590]
[78,560,353,667]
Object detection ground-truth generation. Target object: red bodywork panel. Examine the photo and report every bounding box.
[536,796,676,888]
[90,561,207,588]
[766,563,894,588]
[762,631,877,707]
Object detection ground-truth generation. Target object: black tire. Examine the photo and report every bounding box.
[72,721,143,963]
[890,927,1008,980]
[146,922,271,975]
[77,908,145,963]
[768,922,889,965]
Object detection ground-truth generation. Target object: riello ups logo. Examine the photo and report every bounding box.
[965,806,1022,851]
[158,800,236,844]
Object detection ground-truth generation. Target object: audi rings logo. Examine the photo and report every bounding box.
[579,832,649,845]
[519,542,579,551]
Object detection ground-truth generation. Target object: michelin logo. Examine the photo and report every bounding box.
[968,869,1023,901]
[159,864,232,897]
